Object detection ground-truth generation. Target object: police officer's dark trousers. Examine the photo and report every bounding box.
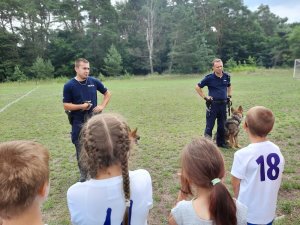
[71,116,88,181]
[204,101,227,146]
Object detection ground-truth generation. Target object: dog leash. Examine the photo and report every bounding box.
[227,97,232,116]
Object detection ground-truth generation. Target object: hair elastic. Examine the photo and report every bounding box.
[125,199,130,207]
[211,178,221,186]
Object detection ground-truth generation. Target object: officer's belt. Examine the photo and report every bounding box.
[212,99,227,103]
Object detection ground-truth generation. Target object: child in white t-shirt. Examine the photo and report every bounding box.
[67,113,153,225]
[231,106,285,225]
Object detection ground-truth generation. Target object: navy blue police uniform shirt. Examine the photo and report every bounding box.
[198,72,231,100]
[63,76,107,121]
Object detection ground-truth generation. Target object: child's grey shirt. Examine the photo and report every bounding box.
[171,199,247,225]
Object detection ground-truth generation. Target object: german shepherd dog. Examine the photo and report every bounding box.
[129,128,140,144]
[224,106,243,149]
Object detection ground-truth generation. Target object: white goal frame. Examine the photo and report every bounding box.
[293,59,300,79]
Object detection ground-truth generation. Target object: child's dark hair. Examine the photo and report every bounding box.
[180,137,237,225]
[245,106,274,137]
[80,113,131,225]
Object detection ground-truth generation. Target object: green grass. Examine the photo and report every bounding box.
[0,69,299,224]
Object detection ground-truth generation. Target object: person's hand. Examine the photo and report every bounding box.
[82,102,92,111]
[92,105,105,114]
[227,95,232,105]
[204,96,213,101]
[204,96,213,109]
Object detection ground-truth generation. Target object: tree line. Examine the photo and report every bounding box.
[0,0,300,82]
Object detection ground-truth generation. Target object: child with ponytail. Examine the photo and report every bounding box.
[168,137,247,225]
[67,113,153,225]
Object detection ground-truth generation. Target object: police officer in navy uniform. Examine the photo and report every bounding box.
[63,58,111,181]
[195,58,232,148]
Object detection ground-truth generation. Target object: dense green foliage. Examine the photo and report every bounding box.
[0,0,299,81]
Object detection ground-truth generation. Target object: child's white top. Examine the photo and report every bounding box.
[171,199,247,225]
[67,169,153,225]
[231,141,284,224]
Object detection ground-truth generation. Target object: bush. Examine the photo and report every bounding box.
[120,70,133,80]
[247,56,256,66]
[103,44,123,76]
[54,76,69,83]
[225,57,257,72]
[225,58,237,70]
[7,65,27,82]
[98,72,106,81]
[31,57,54,79]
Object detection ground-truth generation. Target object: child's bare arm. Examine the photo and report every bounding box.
[168,214,178,225]
[231,176,241,198]
[168,173,187,225]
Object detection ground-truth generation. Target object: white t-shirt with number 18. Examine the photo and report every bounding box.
[231,141,284,224]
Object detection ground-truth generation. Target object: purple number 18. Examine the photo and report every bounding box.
[256,153,280,181]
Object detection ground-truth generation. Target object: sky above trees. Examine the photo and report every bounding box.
[112,0,300,23]
[244,0,300,23]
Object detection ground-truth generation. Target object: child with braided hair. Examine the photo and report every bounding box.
[67,113,153,225]
[168,137,247,225]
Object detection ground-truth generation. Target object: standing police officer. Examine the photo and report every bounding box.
[63,58,111,182]
[195,58,232,148]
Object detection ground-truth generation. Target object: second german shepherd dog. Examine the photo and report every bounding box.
[225,106,243,149]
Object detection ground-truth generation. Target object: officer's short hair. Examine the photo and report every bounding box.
[75,58,89,68]
[212,58,223,67]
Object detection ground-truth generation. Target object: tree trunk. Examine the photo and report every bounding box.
[146,0,155,74]
[168,31,178,73]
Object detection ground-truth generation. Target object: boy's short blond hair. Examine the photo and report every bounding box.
[245,106,274,137]
[0,141,49,219]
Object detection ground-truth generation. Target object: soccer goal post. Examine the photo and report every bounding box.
[293,59,300,79]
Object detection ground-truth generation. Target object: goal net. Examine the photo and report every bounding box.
[293,59,300,79]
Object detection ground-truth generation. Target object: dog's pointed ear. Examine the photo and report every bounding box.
[130,128,139,138]
[129,128,140,143]
[238,106,243,112]
[131,128,137,135]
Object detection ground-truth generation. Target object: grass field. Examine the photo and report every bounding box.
[0,69,299,224]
